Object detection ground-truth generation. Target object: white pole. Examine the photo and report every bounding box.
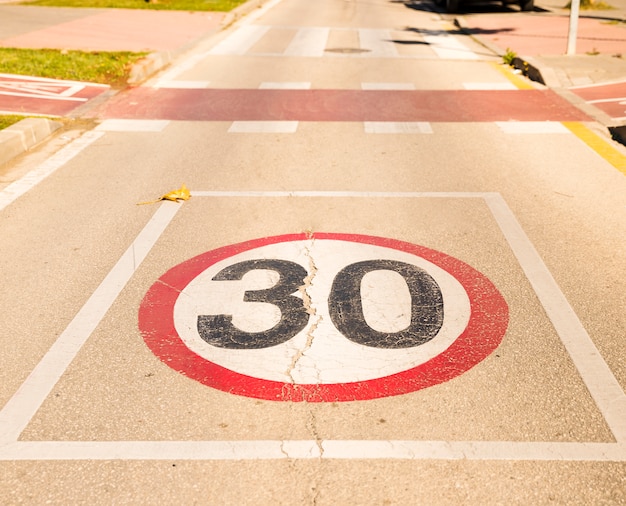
[567,0,580,55]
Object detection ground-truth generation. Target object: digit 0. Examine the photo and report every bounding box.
[328,260,444,348]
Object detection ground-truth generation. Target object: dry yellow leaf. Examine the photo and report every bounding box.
[138,184,191,205]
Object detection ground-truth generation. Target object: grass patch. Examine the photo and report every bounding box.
[20,0,247,11]
[0,115,29,130]
[0,47,147,88]
[564,0,614,9]
[502,48,517,66]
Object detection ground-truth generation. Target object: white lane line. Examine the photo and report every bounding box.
[150,52,210,87]
[259,82,311,89]
[0,131,103,213]
[463,82,517,90]
[361,82,416,90]
[95,120,170,132]
[239,0,284,25]
[0,202,182,443]
[209,25,270,55]
[228,121,299,133]
[485,193,626,443]
[496,122,570,134]
[569,79,626,89]
[587,96,626,104]
[358,29,398,57]
[0,441,624,461]
[423,32,479,60]
[0,90,87,102]
[0,73,107,87]
[284,27,329,57]
[152,80,211,89]
[190,191,488,198]
[364,122,433,134]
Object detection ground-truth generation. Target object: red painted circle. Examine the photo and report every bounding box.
[139,233,509,402]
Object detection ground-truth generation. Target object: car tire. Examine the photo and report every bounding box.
[446,0,459,13]
[520,0,534,10]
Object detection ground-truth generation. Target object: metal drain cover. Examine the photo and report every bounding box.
[325,48,371,54]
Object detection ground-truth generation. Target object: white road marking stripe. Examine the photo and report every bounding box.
[463,82,517,90]
[364,122,433,134]
[0,441,623,461]
[0,90,87,102]
[587,96,626,104]
[0,73,108,87]
[1,191,623,461]
[485,193,626,443]
[208,25,270,55]
[0,202,182,443]
[228,121,299,133]
[259,82,311,89]
[358,29,398,57]
[284,27,329,57]
[570,79,626,89]
[361,82,416,90]
[95,119,170,132]
[190,191,488,198]
[239,0,284,25]
[0,131,103,213]
[150,53,209,87]
[423,33,479,60]
[496,122,570,134]
[152,80,211,89]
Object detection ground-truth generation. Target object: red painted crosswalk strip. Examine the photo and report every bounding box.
[93,88,590,122]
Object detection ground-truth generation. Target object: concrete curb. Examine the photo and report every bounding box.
[0,118,63,167]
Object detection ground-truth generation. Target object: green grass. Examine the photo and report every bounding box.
[564,0,614,8]
[502,48,517,66]
[0,48,147,88]
[21,0,247,11]
[0,115,29,130]
[0,48,147,129]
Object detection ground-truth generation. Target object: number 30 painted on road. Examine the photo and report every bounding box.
[139,233,508,402]
[197,258,444,350]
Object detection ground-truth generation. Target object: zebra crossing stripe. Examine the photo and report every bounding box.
[284,27,330,57]
[208,25,479,59]
[209,25,270,55]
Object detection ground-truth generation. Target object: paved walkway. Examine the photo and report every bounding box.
[459,0,626,88]
[0,5,225,52]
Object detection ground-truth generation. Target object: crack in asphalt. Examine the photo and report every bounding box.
[285,238,322,384]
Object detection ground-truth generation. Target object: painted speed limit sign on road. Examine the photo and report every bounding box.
[139,233,509,402]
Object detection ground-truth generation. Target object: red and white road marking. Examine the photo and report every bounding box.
[140,233,507,401]
[93,88,590,122]
[0,73,108,116]
[571,80,626,121]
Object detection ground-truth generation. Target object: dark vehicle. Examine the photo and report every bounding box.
[435,0,534,13]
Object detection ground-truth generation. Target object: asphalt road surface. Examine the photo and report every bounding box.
[1,0,625,503]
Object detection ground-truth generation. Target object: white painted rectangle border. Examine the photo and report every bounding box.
[0,191,624,462]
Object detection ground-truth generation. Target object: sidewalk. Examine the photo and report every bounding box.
[458,0,626,85]
[458,0,626,131]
